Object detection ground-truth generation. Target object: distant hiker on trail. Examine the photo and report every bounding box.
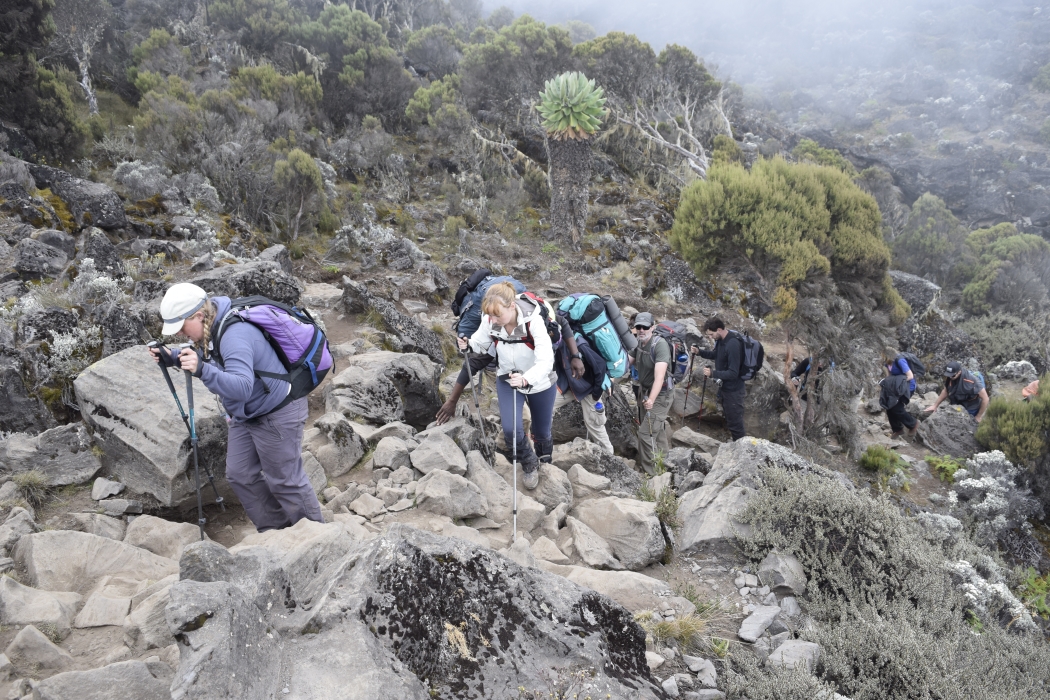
[631,312,671,474]
[879,364,918,440]
[692,317,747,441]
[149,283,324,532]
[459,282,557,490]
[884,350,916,395]
[790,356,824,401]
[553,315,614,454]
[925,361,990,423]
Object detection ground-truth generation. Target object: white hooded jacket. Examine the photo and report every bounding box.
[467,297,556,394]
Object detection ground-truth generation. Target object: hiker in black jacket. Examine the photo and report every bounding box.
[879,372,917,439]
[693,317,747,441]
[552,316,614,454]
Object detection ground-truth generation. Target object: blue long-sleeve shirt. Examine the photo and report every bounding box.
[887,356,916,393]
[198,297,290,422]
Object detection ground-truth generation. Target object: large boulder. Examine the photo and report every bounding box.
[83,228,123,275]
[533,562,695,617]
[464,451,513,524]
[341,278,445,365]
[0,351,54,435]
[166,580,283,699]
[0,576,81,636]
[678,438,837,553]
[549,437,643,494]
[324,351,442,431]
[743,365,786,441]
[14,530,179,595]
[415,469,488,519]
[98,303,147,358]
[917,406,980,457]
[191,260,303,305]
[123,514,203,560]
[312,412,367,477]
[27,164,127,230]
[889,270,941,316]
[0,423,102,486]
[5,624,71,673]
[74,346,229,507]
[278,524,662,699]
[566,516,622,569]
[31,660,172,700]
[0,183,60,228]
[572,497,666,570]
[410,432,467,475]
[14,238,66,278]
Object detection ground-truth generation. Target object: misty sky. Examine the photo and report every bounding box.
[483,0,1042,88]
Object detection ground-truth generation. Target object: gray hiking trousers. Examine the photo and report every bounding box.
[226,397,324,532]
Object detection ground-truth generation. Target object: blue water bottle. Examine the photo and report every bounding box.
[594,400,604,414]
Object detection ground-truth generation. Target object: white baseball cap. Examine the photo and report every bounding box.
[160,283,208,336]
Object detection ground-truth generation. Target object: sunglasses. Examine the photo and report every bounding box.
[634,325,651,331]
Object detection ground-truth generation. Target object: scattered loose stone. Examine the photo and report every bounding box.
[91,478,124,500]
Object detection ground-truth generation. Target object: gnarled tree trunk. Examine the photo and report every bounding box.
[548,137,592,249]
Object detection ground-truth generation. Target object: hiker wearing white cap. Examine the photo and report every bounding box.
[150,283,324,532]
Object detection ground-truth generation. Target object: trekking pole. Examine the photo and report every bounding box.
[147,342,225,512]
[699,373,708,421]
[180,343,207,541]
[510,374,519,544]
[645,409,658,465]
[682,351,696,413]
[461,343,488,439]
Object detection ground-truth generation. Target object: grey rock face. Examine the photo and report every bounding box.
[5,624,72,672]
[166,580,283,700]
[312,412,366,477]
[0,575,80,636]
[373,436,412,470]
[15,530,178,595]
[0,423,101,486]
[340,278,445,365]
[292,525,660,699]
[678,439,839,553]
[566,516,623,570]
[757,551,807,596]
[737,605,781,642]
[0,507,38,554]
[27,164,128,230]
[35,228,75,258]
[410,433,468,475]
[889,270,941,316]
[74,346,229,507]
[415,470,488,519]
[0,183,59,228]
[99,303,147,358]
[257,244,293,274]
[92,477,124,500]
[191,260,303,305]
[15,306,78,346]
[83,229,123,275]
[178,540,296,617]
[0,351,54,435]
[14,237,66,278]
[32,659,172,700]
[324,351,442,431]
[917,406,980,457]
[572,497,665,570]
[124,514,202,560]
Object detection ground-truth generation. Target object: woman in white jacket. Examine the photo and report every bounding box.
[457,282,556,489]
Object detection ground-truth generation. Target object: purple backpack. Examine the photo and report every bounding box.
[213,295,333,403]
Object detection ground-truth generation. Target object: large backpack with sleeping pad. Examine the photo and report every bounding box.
[556,293,631,378]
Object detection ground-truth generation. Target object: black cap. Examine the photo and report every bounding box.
[634,312,654,328]
[944,361,962,377]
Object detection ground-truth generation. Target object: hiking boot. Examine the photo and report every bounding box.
[906,424,919,439]
[886,431,903,440]
[517,439,539,473]
[523,469,539,490]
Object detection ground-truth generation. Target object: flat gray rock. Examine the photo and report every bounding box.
[738,605,782,642]
[415,470,488,520]
[572,497,665,570]
[92,477,124,500]
[32,659,172,700]
[5,624,71,672]
[767,639,821,673]
[410,433,468,475]
[0,423,102,486]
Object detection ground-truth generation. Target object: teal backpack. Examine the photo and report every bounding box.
[556,294,630,378]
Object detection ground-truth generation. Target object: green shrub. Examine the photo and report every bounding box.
[572,31,656,105]
[711,134,742,165]
[892,192,970,286]
[1017,568,1050,619]
[737,465,1050,699]
[960,223,1050,315]
[670,157,888,320]
[959,313,1050,374]
[858,444,902,472]
[925,455,964,482]
[792,138,856,174]
[975,383,1050,468]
